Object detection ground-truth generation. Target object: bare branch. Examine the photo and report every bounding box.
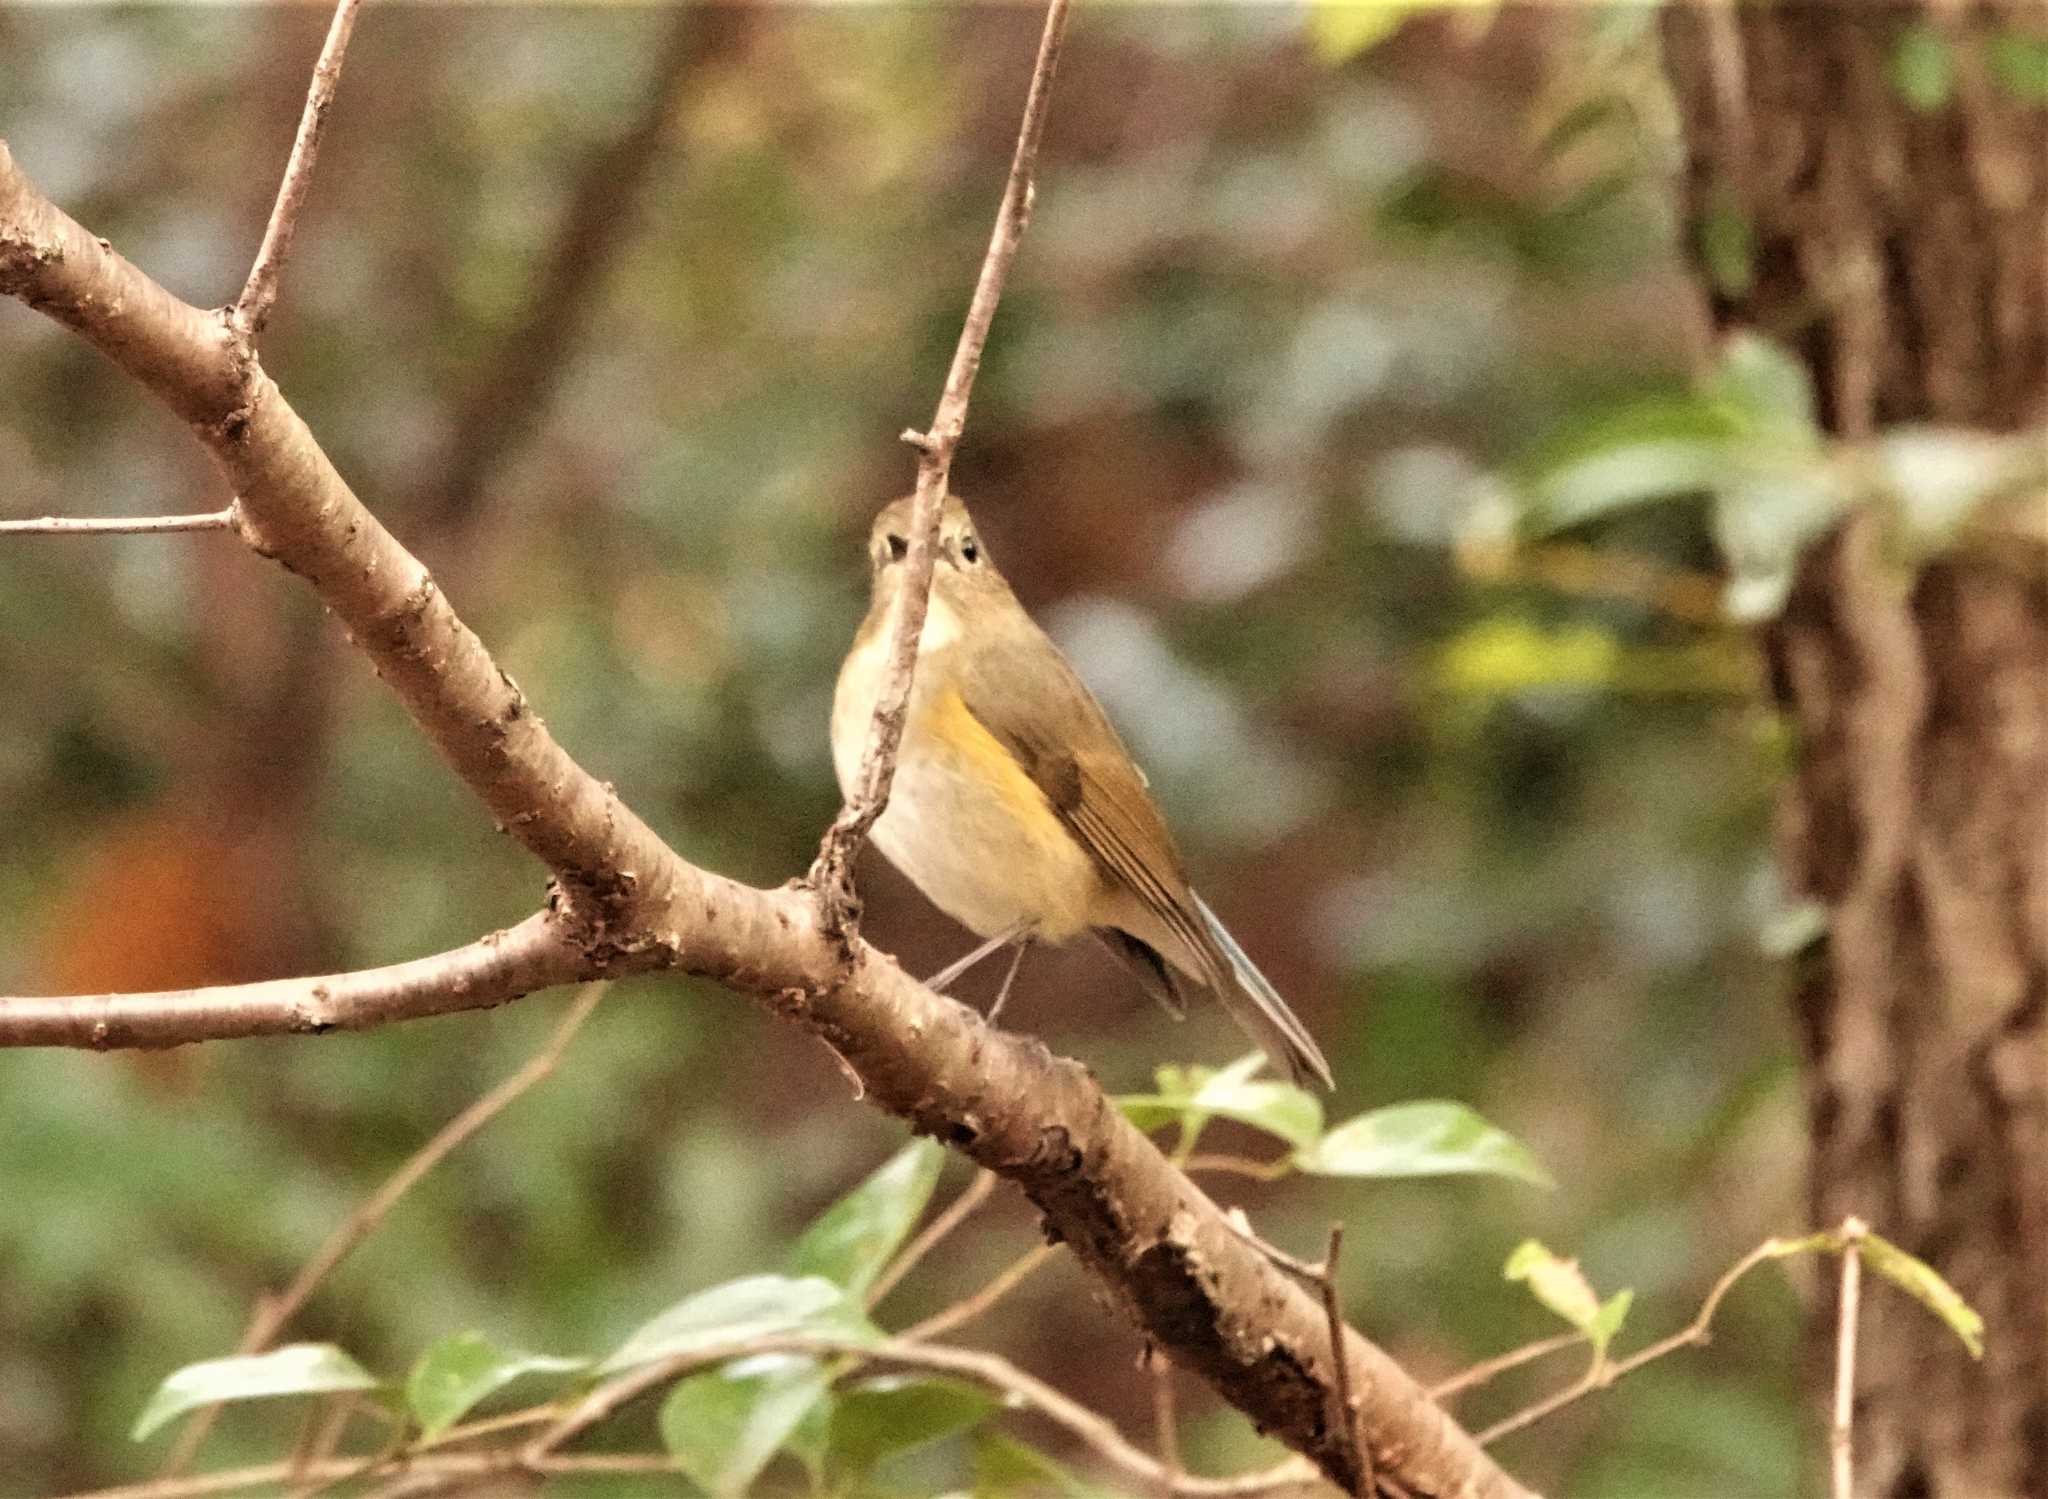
[868,1167,998,1307]
[0,508,238,536]
[527,1334,1313,1498]
[0,911,593,1049]
[1428,1331,1584,1403]
[808,0,1072,920]
[162,986,606,1473]
[900,1242,1058,1344]
[234,0,364,338]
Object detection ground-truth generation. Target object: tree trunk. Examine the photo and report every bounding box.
[1663,5,2048,1495]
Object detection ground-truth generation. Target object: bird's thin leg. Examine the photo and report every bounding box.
[922,922,1029,994]
[986,940,1030,1023]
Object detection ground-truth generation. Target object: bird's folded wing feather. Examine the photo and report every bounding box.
[954,636,1225,992]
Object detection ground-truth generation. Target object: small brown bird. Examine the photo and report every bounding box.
[831,494,1333,1089]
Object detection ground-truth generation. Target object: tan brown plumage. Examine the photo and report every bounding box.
[832,494,1332,1089]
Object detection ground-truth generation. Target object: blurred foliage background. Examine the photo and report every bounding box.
[0,6,1815,1495]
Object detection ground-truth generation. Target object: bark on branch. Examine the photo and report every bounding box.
[0,78,1530,1499]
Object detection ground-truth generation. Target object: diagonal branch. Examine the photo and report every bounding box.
[233,0,363,338]
[807,0,1072,924]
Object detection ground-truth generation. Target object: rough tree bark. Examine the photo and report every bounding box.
[1664,6,2047,1495]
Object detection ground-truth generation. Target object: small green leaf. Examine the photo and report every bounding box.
[1116,1053,1323,1152]
[1504,1240,1602,1333]
[1859,1233,1985,1359]
[1708,332,1818,443]
[1298,1101,1554,1188]
[831,1374,1001,1476]
[1987,31,2048,104]
[974,1433,1089,1498]
[1517,392,1748,534]
[1890,23,1955,111]
[1437,617,1622,695]
[132,1344,380,1441]
[1714,473,1848,621]
[600,1275,877,1375]
[405,1332,585,1439]
[790,1137,946,1298]
[1589,1288,1635,1357]
[659,1354,833,1495]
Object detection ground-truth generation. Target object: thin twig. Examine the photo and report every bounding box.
[1831,1217,1867,1499]
[1151,1348,1183,1489]
[0,510,238,536]
[525,1333,1306,1498]
[1318,1226,1369,1498]
[1184,1153,1295,1182]
[868,1168,997,1307]
[160,986,606,1474]
[1476,1233,1809,1446]
[234,0,364,337]
[899,1241,1058,1344]
[1428,1330,1585,1403]
[808,0,1072,922]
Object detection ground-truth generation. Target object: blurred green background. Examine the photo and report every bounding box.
[0,6,1809,1495]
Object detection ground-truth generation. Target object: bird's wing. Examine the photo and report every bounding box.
[953,633,1226,992]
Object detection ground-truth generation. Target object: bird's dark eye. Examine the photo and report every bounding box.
[959,535,979,564]
[885,533,908,562]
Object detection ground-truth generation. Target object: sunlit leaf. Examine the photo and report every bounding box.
[1714,474,1847,621]
[831,1374,1002,1476]
[1859,1232,1985,1359]
[1589,1288,1634,1357]
[1298,1101,1553,1187]
[600,1275,877,1375]
[1504,1240,1602,1332]
[1116,1052,1323,1152]
[1707,332,1818,444]
[1438,617,1621,695]
[790,1137,946,1298]
[660,1354,833,1495]
[133,1344,380,1441]
[405,1332,586,1439]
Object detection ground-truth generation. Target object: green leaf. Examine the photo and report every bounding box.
[1116,1052,1323,1152]
[1707,332,1818,443]
[831,1374,1002,1476]
[1890,23,1955,111]
[1516,393,1748,534]
[132,1344,380,1441]
[790,1137,946,1298]
[1437,617,1622,695]
[1714,473,1848,621]
[1987,31,2048,104]
[404,1332,586,1439]
[1298,1101,1554,1188]
[1504,1240,1601,1331]
[974,1433,1090,1498]
[1589,1288,1635,1357]
[600,1274,877,1375]
[1859,1232,1985,1359]
[659,1354,833,1496]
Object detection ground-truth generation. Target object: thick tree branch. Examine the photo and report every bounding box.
[808,0,1070,921]
[0,59,1530,1497]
